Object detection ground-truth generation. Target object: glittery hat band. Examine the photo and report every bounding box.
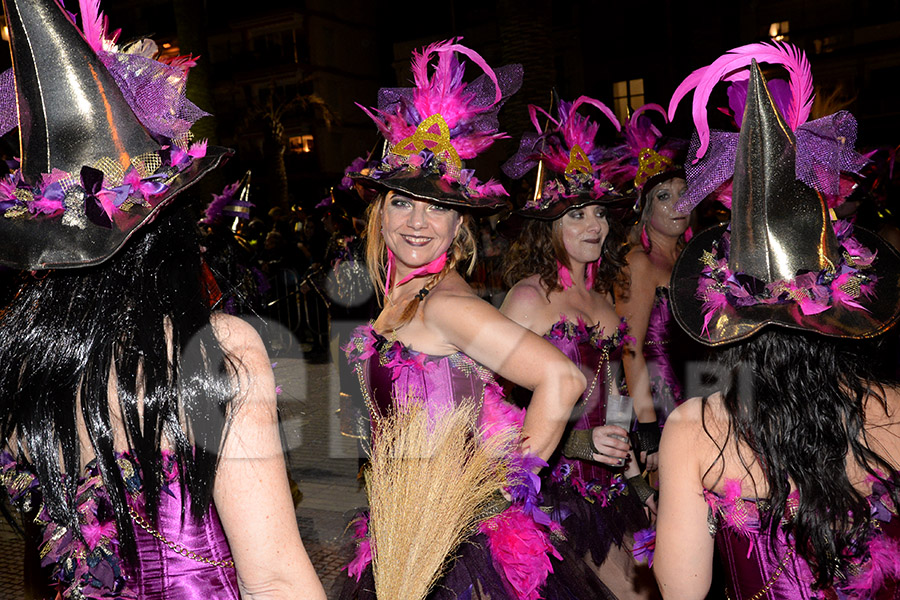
[0,139,208,229]
[695,220,877,338]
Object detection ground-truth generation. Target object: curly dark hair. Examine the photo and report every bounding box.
[503,210,629,296]
[703,328,900,589]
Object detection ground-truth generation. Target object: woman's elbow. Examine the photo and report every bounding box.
[554,360,586,409]
[239,578,324,600]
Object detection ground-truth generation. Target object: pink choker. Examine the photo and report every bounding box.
[387,250,448,292]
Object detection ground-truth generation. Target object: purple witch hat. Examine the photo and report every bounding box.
[350,39,522,212]
[669,59,900,346]
[0,0,230,270]
[502,95,628,220]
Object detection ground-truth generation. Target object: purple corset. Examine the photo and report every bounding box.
[345,325,492,427]
[707,479,900,599]
[543,317,628,489]
[0,451,238,599]
[341,325,574,600]
[643,287,684,423]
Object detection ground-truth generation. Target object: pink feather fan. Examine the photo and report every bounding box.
[668,41,814,163]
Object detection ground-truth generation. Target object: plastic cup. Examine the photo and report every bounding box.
[604,394,634,467]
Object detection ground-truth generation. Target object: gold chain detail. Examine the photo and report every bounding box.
[355,362,382,427]
[724,545,794,600]
[128,505,235,569]
[581,346,612,408]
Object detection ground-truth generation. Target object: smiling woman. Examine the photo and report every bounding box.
[610,105,692,475]
[380,194,463,286]
[335,40,612,600]
[500,95,657,599]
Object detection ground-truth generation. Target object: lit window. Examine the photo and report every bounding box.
[288,135,315,154]
[612,78,645,124]
[769,20,789,41]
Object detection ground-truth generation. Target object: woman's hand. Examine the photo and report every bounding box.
[590,425,631,466]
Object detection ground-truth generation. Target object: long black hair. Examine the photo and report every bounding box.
[0,203,236,561]
[703,329,900,588]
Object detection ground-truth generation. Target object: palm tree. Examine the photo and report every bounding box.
[243,82,336,212]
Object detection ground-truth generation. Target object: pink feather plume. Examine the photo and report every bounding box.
[410,38,501,129]
[625,103,667,151]
[668,41,814,162]
[79,0,109,53]
[531,96,619,173]
[359,39,510,160]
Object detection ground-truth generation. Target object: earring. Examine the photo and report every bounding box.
[683,226,693,243]
[557,260,575,290]
[640,225,651,252]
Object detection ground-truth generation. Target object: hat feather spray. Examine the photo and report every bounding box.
[351,38,522,210]
[502,95,625,219]
[668,41,866,214]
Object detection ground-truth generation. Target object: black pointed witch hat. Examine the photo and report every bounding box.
[670,60,900,346]
[0,0,230,270]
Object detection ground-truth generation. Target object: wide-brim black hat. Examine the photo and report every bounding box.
[351,166,509,213]
[670,222,900,345]
[1,150,230,270]
[670,60,900,346]
[0,0,229,270]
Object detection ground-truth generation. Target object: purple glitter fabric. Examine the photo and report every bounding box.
[0,69,15,136]
[0,50,208,141]
[678,110,868,213]
[501,132,543,179]
[376,63,523,138]
[100,51,209,139]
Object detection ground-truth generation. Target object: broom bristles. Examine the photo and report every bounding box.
[367,401,519,600]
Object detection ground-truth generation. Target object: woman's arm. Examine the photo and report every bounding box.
[212,315,326,600]
[654,398,715,600]
[427,292,586,462]
[501,281,630,467]
[615,251,660,468]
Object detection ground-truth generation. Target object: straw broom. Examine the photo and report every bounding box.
[366,400,519,600]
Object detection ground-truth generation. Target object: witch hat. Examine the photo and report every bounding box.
[349,39,521,213]
[0,0,230,269]
[501,94,627,220]
[670,60,900,345]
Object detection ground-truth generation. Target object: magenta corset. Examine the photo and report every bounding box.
[543,317,628,489]
[0,450,238,600]
[644,287,685,423]
[706,479,900,599]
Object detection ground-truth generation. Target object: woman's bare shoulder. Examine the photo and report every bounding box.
[502,275,548,310]
[665,395,730,457]
[209,314,274,391]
